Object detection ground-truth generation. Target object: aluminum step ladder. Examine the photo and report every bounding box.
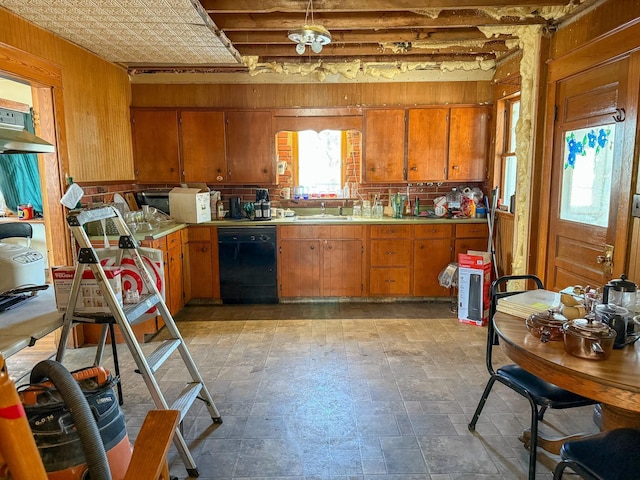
[55,206,221,477]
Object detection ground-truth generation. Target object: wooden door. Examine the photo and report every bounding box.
[407,108,449,181]
[546,58,632,290]
[226,111,274,184]
[279,239,321,297]
[363,109,405,182]
[448,107,489,181]
[181,111,227,183]
[323,239,362,297]
[131,109,180,183]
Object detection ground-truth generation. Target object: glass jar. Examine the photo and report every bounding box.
[362,200,372,218]
[352,201,362,217]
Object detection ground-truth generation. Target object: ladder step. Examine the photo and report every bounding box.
[146,339,181,373]
[170,382,203,421]
[123,293,162,324]
[68,206,118,226]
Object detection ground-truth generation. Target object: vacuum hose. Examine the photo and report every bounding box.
[30,360,112,480]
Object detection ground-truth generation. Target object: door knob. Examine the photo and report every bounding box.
[596,244,614,275]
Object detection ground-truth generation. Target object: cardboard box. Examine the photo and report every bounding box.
[458,250,492,326]
[169,187,211,223]
[52,266,122,314]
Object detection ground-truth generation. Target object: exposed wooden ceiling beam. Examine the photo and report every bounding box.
[226,29,514,45]
[201,0,569,13]
[238,42,507,57]
[254,53,496,64]
[212,11,546,31]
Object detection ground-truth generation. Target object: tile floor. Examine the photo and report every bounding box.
[6,302,596,479]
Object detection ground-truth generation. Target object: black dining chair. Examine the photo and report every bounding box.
[468,274,597,480]
[553,428,640,479]
[0,222,33,247]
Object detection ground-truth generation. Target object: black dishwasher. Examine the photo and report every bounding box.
[217,226,278,304]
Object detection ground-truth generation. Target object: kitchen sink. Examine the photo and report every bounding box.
[295,214,353,221]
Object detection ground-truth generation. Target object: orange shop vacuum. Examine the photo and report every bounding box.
[2,361,132,480]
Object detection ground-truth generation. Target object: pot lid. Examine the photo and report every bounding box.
[564,318,615,339]
[606,274,637,292]
[527,310,565,327]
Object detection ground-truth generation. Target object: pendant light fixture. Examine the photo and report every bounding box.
[287,0,331,55]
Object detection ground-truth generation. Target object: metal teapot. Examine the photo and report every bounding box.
[603,274,637,310]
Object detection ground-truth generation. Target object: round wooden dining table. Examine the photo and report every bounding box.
[494,312,640,445]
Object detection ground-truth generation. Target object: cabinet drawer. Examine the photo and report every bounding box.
[370,225,412,239]
[456,223,489,238]
[370,239,411,266]
[414,224,453,238]
[370,267,411,295]
[189,226,212,242]
[279,225,326,239]
[166,230,181,249]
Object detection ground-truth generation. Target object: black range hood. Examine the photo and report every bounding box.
[0,107,55,154]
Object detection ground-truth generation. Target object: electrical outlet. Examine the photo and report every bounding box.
[633,194,640,217]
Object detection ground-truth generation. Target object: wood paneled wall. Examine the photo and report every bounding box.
[0,8,134,183]
[131,82,492,109]
[551,0,640,60]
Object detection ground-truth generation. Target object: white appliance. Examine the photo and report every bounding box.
[0,242,45,293]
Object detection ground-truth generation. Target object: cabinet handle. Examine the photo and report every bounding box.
[419,245,424,249]
[411,166,417,171]
[385,279,396,283]
[451,165,459,170]
[310,245,315,250]
[263,168,268,173]
[170,167,175,172]
[217,168,222,173]
[201,247,208,253]
[385,251,397,255]
[327,245,333,250]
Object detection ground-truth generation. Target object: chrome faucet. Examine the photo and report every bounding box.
[320,201,326,215]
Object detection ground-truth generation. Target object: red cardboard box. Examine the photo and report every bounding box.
[458,251,492,326]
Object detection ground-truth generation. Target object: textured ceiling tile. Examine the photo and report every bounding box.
[0,0,239,65]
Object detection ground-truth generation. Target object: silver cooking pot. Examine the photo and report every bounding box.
[562,318,616,360]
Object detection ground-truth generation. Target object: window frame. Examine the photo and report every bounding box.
[494,93,520,211]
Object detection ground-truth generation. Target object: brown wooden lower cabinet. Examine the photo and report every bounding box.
[187,226,219,300]
[413,224,454,297]
[278,225,364,298]
[454,223,490,259]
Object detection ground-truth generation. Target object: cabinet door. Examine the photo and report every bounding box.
[448,107,489,181]
[364,109,405,182]
[188,226,219,299]
[279,239,321,297]
[168,242,183,314]
[407,108,449,181]
[181,111,227,183]
[413,238,453,297]
[132,109,181,183]
[226,111,274,184]
[323,240,362,297]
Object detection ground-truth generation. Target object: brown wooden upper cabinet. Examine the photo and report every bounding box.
[181,111,226,183]
[407,108,449,182]
[448,107,490,181]
[363,105,489,183]
[225,110,275,184]
[131,109,181,183]
[363,109,406,182]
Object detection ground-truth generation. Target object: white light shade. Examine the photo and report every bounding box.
[296,43,306,55]
[311,41,323,53]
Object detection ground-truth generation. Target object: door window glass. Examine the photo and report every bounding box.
[560,125,615,227]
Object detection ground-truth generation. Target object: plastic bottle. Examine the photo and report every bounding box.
[413,197,420,216]
[216,198,224,219]
[446,188,462,213]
